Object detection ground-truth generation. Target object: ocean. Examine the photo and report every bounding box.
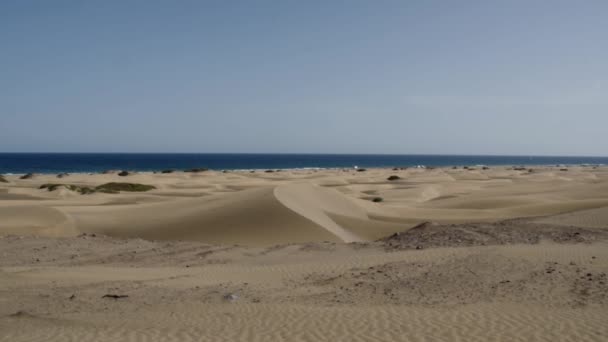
[0,153,607,174]
[0,153,608,174]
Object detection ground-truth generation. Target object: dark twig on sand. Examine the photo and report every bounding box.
[102,294,129,299]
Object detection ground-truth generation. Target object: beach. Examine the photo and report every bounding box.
[1,166,607,341]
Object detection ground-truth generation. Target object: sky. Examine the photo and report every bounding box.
[1,0,607,155]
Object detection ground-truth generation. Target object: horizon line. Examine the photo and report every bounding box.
[1,152,607,158]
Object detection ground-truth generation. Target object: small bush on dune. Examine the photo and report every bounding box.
[20,173,35,179]
[40,183,63,191]
[0,175,7,183]
[39,183,95,194]
[184,168,209,173]
[95,182,156,193]
[39,182,155,194]
[387,175,401,181]
[118,171,130,176]
[372,197,383,202]
[79,187,96,194]
[161,169,175,174]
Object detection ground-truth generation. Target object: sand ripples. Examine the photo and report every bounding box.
[3,304,607,342]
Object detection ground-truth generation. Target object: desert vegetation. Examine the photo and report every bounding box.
[39,182,155,194]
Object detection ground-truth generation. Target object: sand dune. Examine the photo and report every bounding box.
[66,187,341,245]
[535,206,608,228]
[1,166,608,245]
[0,205,76,236]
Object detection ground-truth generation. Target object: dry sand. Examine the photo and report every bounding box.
[1,166,607,341]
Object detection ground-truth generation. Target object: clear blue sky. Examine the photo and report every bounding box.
[1,1,607,155]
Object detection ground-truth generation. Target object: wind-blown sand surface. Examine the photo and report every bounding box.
[1,166,607,341]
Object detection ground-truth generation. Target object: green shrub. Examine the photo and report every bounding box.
[39,182,154,194]
[95,182,156,193]
[184,168,209,173]
[372,197,383,203]
[0,175,7,183]
[79,187,96,194]
[387,175,401,181]
[39,183,96,194]
[40,183,62,191]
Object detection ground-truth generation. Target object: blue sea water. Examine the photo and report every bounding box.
[0,153,607,174]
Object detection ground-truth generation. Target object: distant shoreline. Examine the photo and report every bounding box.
[1,164,606,176]
[1,153,607,174]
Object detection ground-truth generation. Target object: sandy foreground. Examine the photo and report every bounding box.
[1,166,607,341]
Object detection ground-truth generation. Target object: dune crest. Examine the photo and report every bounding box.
[274,183,367,243]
